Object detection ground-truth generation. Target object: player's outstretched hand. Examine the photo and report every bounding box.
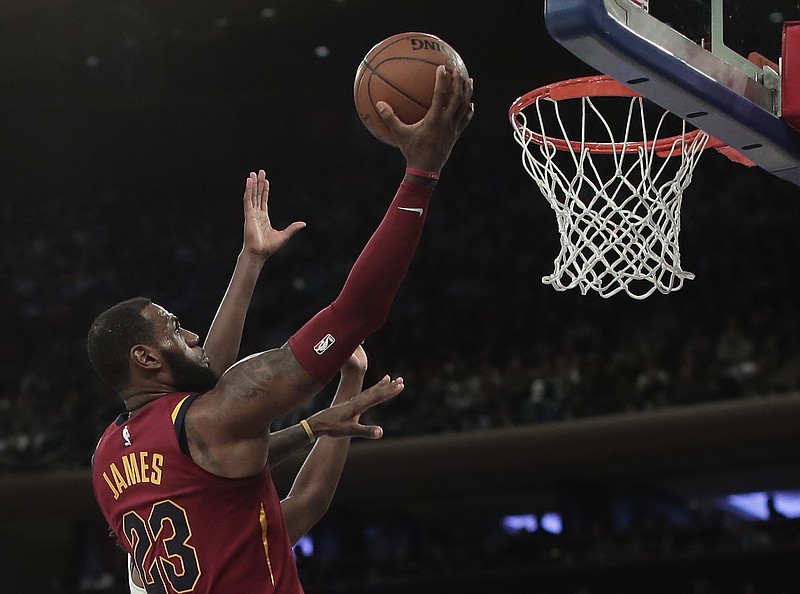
[376,65,474,174]
[308,374,404,440]
[243,169,306,261]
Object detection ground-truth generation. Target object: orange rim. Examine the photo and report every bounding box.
[509,74,731,157]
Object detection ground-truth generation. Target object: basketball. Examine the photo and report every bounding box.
[353,32,469,146]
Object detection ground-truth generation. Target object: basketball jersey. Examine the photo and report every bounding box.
[92,393,304,594]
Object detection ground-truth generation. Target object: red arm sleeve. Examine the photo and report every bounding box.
[288,178,434,383]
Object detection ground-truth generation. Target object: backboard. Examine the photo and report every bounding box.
[544,0,800,186]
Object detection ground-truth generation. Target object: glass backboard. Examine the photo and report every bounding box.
[544,0,800,185]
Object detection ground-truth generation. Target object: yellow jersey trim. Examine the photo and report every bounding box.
[259,504,276,586]
[171,395,192,425]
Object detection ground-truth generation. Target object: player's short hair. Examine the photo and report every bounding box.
[87,297,155,392]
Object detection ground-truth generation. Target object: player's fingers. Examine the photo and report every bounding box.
[280,221,307,240]
[465,77,474,103]
[356,375,404,412]
[244,174,256,211]
[261,178,270,212]
[356,423,384,440]
[427,65,450,116]
[457,102,475,135]
[453,77,474,123]
[376,101,403,136]
[443,68,466,119]
[251,172,260,208]
[257,169,266,203]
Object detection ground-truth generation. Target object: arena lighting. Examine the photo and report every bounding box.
[722,490,800,520]
[502,514,538,534]
[502,512,564,535]
[540,512,563,534]
[293,534,314,557]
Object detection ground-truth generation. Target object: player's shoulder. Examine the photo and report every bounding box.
[94,393,195,449]
[156,391,199,421]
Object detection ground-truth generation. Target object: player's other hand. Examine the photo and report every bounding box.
[308,374,403,440]
[376,65,474,174]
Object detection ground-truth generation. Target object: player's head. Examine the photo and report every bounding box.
[88,298,218,396]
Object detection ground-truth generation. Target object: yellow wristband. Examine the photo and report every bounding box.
[300,419,316,443]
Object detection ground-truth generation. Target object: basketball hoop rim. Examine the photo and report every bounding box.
[509,74,733,157]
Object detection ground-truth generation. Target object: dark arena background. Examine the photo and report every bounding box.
[2,0,800,592]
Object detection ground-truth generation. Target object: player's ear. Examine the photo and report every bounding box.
[130,344,162,370]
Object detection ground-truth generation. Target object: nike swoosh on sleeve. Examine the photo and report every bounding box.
[397,207,424,216]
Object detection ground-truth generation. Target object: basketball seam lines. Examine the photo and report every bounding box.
[367,35,420,61]
[363,58,437,111]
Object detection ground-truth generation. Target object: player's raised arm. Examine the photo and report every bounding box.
[203,169,305,375]
[185,66,473,478]
[279,347,402,544]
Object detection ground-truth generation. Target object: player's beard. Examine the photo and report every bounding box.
[161,349,219,393]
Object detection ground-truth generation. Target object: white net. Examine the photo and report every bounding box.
[511,82,710,299]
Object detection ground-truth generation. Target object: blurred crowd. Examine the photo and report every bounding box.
[294,498,800,594]
[69,486,800,594]
[3,116,800,475]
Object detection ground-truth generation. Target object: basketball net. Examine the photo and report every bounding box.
[509,75,710,300]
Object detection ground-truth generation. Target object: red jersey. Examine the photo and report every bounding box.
[92,393,304,594]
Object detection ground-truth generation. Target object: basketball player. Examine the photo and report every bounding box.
[106,158,420,594]
[90,65,474,593]
[127,345,378,592]
[120,166,386,592]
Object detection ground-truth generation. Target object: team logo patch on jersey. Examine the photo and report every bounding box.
[122,425,132,447]
[313,333,336,355]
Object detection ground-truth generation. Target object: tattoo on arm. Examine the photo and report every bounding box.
[220,347,319,403]
[226,356,275,401]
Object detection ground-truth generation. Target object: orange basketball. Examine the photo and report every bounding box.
[353,32,469,146]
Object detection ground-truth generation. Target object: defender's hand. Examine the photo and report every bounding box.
[243,169,306,260]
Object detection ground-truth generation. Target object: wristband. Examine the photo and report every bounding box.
[300,419,316,443]
[405,167,440,181]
